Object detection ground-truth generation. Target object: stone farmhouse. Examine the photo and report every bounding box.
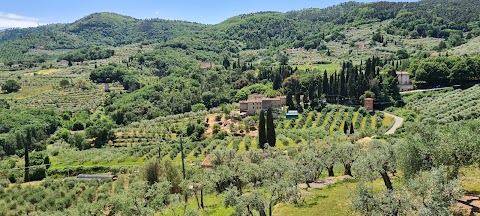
[396,71,413,91]
[240,94,287,115]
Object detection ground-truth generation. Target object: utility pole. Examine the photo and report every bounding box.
[180,134,187,203]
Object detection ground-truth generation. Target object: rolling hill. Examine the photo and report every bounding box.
[0,0,479,63]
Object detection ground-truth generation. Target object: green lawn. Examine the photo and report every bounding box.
[293,63,341,74]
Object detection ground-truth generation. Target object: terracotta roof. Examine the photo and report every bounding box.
[201,156,214,168]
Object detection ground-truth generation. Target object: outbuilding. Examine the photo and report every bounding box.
[286,110,299,120]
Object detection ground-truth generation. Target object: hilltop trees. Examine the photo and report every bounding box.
[61,46,115,62]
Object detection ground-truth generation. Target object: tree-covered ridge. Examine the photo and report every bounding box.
[67,12,206,46]
[1,0,479,64]
[0,13,206,62]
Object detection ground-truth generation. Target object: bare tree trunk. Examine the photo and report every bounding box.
[380,171,393,190]
[200,188,204,209]
[259,209,267,216]
[194,191,200,209]
[344,163,352,176]
[327,165,334,177]
[269,204,273,216]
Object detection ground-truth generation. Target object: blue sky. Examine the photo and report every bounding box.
[0,0,417,28]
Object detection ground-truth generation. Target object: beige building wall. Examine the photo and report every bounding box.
[239,95,286,115]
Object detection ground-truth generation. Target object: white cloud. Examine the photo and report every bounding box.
[0,12,40,28]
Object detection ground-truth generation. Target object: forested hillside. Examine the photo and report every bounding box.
[1,0,480,215]
[1,0,479,63]
[0,13,205,62]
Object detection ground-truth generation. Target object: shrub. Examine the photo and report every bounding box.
[1,80,20,93]
[8,173,16,183]
[0,179,9,187]
[215,130,228,140]
[72,122,85,131]
[144,161,160,185]
[29,167,47,181]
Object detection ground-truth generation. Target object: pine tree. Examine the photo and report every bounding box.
[258,111,267,149]
[266,107,276,147]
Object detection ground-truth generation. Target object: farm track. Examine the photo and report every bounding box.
[383,112,404,135]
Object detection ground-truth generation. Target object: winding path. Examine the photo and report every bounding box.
[383,112,404,135]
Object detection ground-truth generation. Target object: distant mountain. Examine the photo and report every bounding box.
[0,0,479,63]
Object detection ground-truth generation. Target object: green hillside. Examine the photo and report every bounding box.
[1,0,479,64]
[1,0,480,215]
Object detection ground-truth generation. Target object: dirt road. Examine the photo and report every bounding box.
[383,112,404,135]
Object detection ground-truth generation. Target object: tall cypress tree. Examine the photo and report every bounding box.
[340,69,346,97]
[323,70,329,95]
[329,74,334,96]
[350,122,355,134]
[266,107,276,147]
[20,132,29,182]
[258,111,267,149]
[286,93,294,109]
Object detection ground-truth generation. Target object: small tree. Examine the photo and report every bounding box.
[144,161,160,185]
[353,140,396,190]
[86,117,114,148]
[59,79,70,88]
[0,99,9,109]
[2,80,21,93]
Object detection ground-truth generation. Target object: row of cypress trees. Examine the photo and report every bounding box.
[258,107,276,149]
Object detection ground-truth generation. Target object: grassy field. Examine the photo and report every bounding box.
[293,63,341,74]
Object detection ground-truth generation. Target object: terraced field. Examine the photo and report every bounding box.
[0,66,108,112]
[406,85,480,124]
[109,105,394,166]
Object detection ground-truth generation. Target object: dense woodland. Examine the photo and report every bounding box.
[0,0,480,215]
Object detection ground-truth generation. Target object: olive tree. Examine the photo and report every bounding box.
[353,140,396,190]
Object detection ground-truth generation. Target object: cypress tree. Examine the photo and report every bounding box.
[323,70,329,95]
[258,111,267,149]
[334,71,339,95]
[19,132,29,182]
[294,93,301,107]
[266,107,276,147]
[329,74,334,96]
[350,122,355,134]
[286,93,294,109]
[343,123,348,134]
[340,69,346,97]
